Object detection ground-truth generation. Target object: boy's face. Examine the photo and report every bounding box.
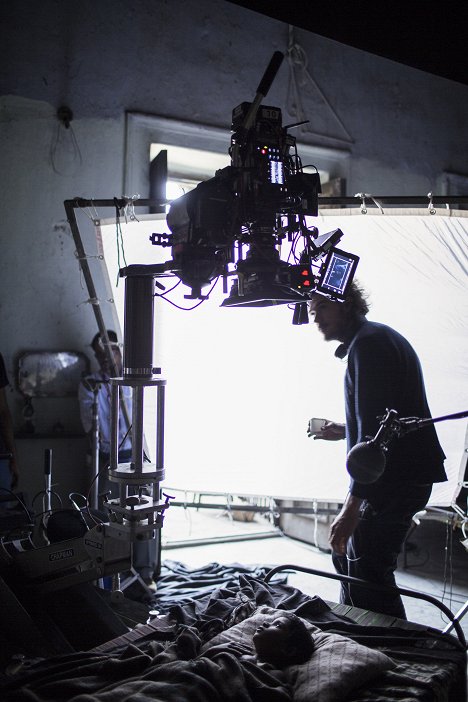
[252,616,294,663]
[94,339,122,374]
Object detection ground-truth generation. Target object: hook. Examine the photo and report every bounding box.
[370,194,384,214]
[355,192,368,214]
[57,105,73,129]
[78,199,100,224]
[427,192,437,215]
[127,194,141,222]
[354,192,384,214]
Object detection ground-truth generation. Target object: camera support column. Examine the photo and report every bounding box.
[104,268,171,577]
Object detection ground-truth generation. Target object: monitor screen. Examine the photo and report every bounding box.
[316,247,359,300]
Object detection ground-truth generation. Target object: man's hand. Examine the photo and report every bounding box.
[329,494,363,555]
[308,420,346,441]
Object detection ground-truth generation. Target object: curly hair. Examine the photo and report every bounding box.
[91,329,118,352]
[343,280,370,316]
[308,280,370,318]
[280,612,315,665]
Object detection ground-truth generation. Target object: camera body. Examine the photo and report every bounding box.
[164,98,357,306]
[230,102,321,224]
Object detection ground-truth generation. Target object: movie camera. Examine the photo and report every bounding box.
[149,51,359,316]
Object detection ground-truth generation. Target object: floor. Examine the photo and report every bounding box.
[159,500,468,638]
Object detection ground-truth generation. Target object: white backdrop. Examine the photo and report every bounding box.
[96,209,468,506]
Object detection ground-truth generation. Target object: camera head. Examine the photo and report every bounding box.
[156,52,358,315]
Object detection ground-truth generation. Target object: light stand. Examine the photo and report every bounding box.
[79,377,102,512]
[91,383,100,511]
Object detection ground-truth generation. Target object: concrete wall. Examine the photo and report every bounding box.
[1,0,468,501]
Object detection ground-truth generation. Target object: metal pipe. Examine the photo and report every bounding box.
[64,200,132,432]
[65,200,109,339]
[123,275,154,378]
[90,387,100,510]
[65,196,468,212]
[131,385,145,473]
[156,384,165,471]
[443,600,468,635]
[110,383,119,470]
[164,530,282,550]
[264,564,466,648]
[44,449,52,513]
[167,501,338,514]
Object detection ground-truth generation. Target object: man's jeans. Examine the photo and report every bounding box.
[332,484,432,619]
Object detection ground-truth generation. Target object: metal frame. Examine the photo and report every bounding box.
[264,563,467,648]
[64,193,468,357]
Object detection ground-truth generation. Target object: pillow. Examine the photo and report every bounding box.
[201,606,395,702]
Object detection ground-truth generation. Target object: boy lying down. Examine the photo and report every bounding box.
[202,612,315,668]
[2,611,396,701]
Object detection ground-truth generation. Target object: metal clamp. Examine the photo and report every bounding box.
[355,192,368,214]
[354,192,384,214]
[427,192,436,214]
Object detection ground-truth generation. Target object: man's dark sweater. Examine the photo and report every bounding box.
[344,320,447,502]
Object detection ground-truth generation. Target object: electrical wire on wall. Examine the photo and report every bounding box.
[49,105,83,175]
[113,199,128,286]
[285,26,354,145]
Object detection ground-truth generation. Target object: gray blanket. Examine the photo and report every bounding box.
[1,627,292,702]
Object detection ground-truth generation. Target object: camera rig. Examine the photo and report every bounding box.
[149,51,359,310]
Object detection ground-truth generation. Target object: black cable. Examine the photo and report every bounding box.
[0,487,33,523]
[85,461,113,526]
[84,420,135,525]
[114,199,128,286]
[440,517,456,623]
[156,277,220,310]
[401,545,431,569]
[31,489,63,511]
[154,278,182,298]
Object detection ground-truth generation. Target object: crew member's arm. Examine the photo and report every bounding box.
[0,387,19,489]
[78,380,94,434]
[329,492,363,554]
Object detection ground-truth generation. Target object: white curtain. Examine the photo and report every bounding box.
[96,209,468,507]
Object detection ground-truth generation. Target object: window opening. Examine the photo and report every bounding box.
[150,143,231,208]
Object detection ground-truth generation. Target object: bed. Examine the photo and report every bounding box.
[0,560,466,702]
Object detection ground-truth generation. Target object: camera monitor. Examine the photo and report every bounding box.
[316,247,359,300]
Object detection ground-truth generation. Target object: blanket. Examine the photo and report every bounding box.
[0,626,292,702]
[1,568,465,702]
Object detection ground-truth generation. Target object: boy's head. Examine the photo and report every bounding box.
[91,330,122,374]
[252,612,315,667]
